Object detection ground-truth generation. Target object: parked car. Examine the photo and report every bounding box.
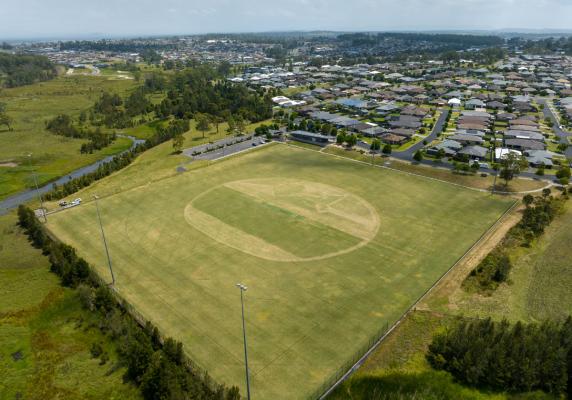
[59,201,68,207]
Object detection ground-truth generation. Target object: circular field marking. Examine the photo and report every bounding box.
[184,178,380,262]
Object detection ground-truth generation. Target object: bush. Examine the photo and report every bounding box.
[427,317,572,396]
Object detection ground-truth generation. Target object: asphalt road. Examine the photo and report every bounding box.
[0,135,144,215]
[538,98,572,158]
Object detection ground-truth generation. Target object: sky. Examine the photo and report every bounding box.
[1,0,571,40]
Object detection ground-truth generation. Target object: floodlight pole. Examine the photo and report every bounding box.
[236,283,251,400]
[27,153,47,222]
[94,195,115,285]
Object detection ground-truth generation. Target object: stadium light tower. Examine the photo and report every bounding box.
[236,283,251,400]
[27,153,47,222]
[93,194,115,285]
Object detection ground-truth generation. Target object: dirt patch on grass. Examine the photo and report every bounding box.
[0,162,18,168]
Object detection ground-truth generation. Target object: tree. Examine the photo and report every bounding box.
[370,138,381,151]
[346,134,357,147]
[336,132,345,145]
[382,143,392,155]
[172,133,184,153]
[557,143,568,153]
[195,113,211,138]
[499,152,527,186]
[413,150,423,162]
[522,194,534,207]
[0,112,13,131]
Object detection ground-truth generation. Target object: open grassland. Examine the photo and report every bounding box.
[0,75,137,199]
[0,213,140,400]
[439,201,572,323]
[46,144,513,399]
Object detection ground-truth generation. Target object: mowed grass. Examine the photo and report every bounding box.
[0,212,140,399]
[0,75,137,199]
[46,144,514,399]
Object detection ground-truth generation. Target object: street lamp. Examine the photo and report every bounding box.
[27,153,47,222]
[93,194,115,285]
[236,283,251,400]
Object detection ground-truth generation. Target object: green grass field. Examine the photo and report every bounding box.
[0,212,140,399]
[46,144,514,399]
[0,75,138,199]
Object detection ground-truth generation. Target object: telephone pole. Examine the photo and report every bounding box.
[236,283,251,400]
[93,194,115,285]
[27,153,47,222]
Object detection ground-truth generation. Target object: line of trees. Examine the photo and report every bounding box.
[17,205,240,400]
[0,53,57,87]
[427,317,572,396]
[464,190,568,292]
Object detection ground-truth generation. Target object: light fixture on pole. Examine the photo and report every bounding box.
[236,283,251,400]
[27,153,47,222]
[93,194,115,285]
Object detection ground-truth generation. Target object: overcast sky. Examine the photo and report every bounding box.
[1,0,571,40]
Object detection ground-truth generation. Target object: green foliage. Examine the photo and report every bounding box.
[0,53,57,87]
[46,114,117,153]
[370,139,381,151]
[413,150,423,162]
[43,118,189,201]
[499,152,528,186]
[427,317,572,395]
[464,194,568,292]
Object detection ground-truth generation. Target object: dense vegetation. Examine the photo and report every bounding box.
[17,205,241,400]
[0,53,57,87]
[59,39,175,53]
[338,32,504,48]
[508,36,572,55]
[155,65,273,122]
[464,191,568,292]
[46,114,118,153]
[427,317,572,396]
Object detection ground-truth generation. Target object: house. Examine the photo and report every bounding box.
[465,99,486,110]
[448,98,462,107]
[504,138,546,151]
[380,133,408,145]
[427,139,462,157]
[389,116,422,129]
[457,145,489,160]
[495,147,522,161]
[504,130,545,142]
[487,101,506,110]
[390,128,415,138]
[375,103,400,115]
[360,126,386,137]
[329,116,361,129]
[524,150,557,168]
[448,134,485,145]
